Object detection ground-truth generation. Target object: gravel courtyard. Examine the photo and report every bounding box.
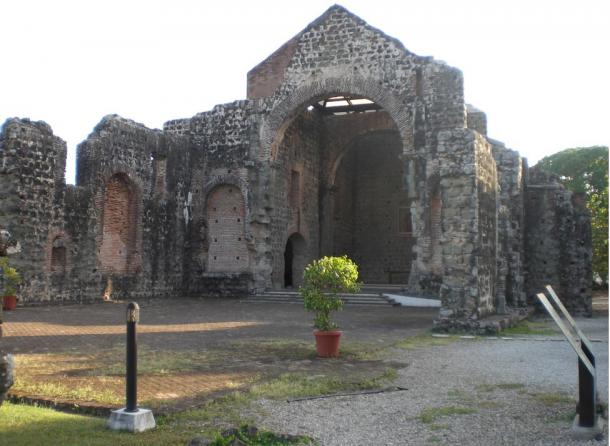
[255,316,609,446]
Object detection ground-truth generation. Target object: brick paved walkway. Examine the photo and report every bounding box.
[1,298,437,412]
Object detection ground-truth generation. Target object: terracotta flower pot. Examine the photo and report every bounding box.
[2,296,17,311]
[314,330,342,358]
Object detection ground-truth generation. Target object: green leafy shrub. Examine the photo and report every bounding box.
[0,258,21,297]
[300,256,360,331]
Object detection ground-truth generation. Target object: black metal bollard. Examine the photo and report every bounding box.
[126,302,139,413]
[578,342,596,427]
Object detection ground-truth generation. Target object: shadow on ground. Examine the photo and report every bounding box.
[3,298,437,413]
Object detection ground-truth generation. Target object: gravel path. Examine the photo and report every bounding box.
[255,316,608,445]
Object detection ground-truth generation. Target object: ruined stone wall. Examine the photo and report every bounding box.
[466,104,487,136]
[491,142,526,310]
[436,129,498,320]
[0,119,67,302]
[0,4,592,323]
[247,37,299,99]
[475,134,498,317]
[525,168,592,315]
[0,115,194,304]
[253,5,467,294]
[168,101,257,295]
[77,116,190,297]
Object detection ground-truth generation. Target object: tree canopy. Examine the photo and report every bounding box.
[536,146,609,282]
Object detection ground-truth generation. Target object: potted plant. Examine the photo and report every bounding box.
[300,256,360,357]
[0,258,21,311]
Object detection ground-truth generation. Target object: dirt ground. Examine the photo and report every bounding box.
[2,298,437,413]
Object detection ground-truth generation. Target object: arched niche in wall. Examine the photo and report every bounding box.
[100,173,140,274]
[48,232,71,276]
[206,184,249,273]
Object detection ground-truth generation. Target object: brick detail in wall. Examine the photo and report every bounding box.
[207,185,249,272]
[430,192,442,275]
[100,174,138,274]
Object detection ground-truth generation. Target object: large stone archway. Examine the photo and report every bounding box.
[264,90,419,289]
[258,76,415,162]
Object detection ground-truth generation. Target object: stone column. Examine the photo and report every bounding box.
[435,129,498,327]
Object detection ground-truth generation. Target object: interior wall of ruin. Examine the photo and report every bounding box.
[270,111,322,288]
[332,129,412,284]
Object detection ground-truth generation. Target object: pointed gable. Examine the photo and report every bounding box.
[247,4,415,99]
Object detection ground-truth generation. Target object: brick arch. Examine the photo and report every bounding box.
[99,172,141,274]
[202,175,250,214]
[206,184,250,273]
[259,76,413,162]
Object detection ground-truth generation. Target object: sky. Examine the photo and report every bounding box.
[1,0,608,184]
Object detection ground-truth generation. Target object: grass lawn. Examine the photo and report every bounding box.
[2,331,458,444]
[499,319,558,336]
[0,394,316,446]
[0,402,198,446]
[1,364,400,445]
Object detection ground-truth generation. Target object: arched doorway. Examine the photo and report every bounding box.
[283,233,306,288]
[284,238,294,287]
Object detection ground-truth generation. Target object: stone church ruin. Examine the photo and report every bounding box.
[0,5,592,327]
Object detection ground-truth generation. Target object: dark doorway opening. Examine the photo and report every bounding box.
[284,238,294,288]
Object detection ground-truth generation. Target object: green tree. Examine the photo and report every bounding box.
[536,146,609,282]
[300,256,361,331]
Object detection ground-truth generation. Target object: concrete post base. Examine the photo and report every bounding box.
[107,408,156,433]
[571,415,604,440]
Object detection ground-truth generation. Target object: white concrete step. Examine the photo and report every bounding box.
[383,293,441,308]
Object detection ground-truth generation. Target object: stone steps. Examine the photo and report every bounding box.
[247,290,396,307]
